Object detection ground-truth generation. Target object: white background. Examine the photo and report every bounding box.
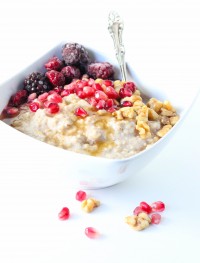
[0,1,200,262]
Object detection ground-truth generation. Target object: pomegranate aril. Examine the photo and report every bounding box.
[92,83,103,91]
[151,201,165,212]
[133,206,145,215]
[85,227,99,239]
[123,82,136,92]
[83,86,95,97]
[29,102,40,112]
[95,90,108,101]
[102,80,113,87]
[87,97,97,107]
[96,99,106,110]
[105,99,114,109]
[87,78,95,86]
[53,86,63,94]
[47,93,62,103]
[76,190,87,201]
[75,107,88,117]
[27,93,37,102]
[105,86,119,99]
[140,201,152,214]
[58,207,70,220]
[61,89,73,97]
[3,107,19,117]
[119,87,133,98]
[151,213,161,224]
[107,106,116,113]
[76,89,87,99]
[46,103,60,114]
[121,101,133,107]
[76,80,88,89]
[38,92,49,102]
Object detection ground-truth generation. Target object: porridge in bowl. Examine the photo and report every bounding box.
[1,43,179,159]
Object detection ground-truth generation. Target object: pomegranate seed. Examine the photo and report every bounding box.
[105,86,119,99]
[27,93,37,102]
[95,90,108,101]
[3,107,19,117]
[75,107,88,117]
[105,99,114,109]
[83,86,95,97]
[29,102,40,112]
[121,101,133,107]
[107,107,116,113]
[47,93,62,103]
[151,213,161,224]
[58,207,70,220]
[43,100,51,108]
[102,80,113,87]
[151,201,165,212]
[85,227,99,239]
[140,201,152,214]
[76,89,87,99]
[92,83,103,91]
[119,87,133,98]
[76,190,87,201]
[87,78,95,86]
[38,92,49,102]
[133,206,146,215]
[86,97,97,107]
[61,89,73,97]
[64,83,77,92]
[76,80,88,89]
[96,99,106,110]
[46,103,60,114]
[123,82,136,92]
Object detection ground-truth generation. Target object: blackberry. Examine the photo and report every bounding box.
[24,72,52,95]
[87,62,114,79]
[62,43,91,66]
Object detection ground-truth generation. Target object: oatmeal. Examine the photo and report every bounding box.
[1,42,179,159]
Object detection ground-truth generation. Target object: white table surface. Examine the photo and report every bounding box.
[0,1,200,262]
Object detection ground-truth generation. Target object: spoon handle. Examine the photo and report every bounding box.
[108,11,127,82]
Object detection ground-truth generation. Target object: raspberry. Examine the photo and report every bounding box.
[46,70,65,87]
[61,66,81,83]
[44,56,63,71]
[62,43,91,66]
[24,72,52,95]
[10,89,28,107]
[87,62,114,79]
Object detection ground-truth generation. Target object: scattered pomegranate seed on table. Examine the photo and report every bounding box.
[58,207,70,220]
[85,227,99,239]
[139,201,152,214]
[76,190,87,201]
[151,201,165,212]
[151,213,162,224]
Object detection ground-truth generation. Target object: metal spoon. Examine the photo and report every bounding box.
[108,11,127,81]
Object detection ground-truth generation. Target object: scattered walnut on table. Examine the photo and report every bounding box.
[81,197,100,213]
[125,212,151,231]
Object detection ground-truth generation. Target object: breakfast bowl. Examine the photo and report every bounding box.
[0,41,199,189]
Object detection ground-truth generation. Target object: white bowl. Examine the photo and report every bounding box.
[0,41,199,189]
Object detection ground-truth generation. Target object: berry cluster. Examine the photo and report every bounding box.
[1,42,119,119]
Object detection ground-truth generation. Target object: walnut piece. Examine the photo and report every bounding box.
[157,124,172,137]
[136,105,151,139]
[125,212,151,231]
[81,198,100,213]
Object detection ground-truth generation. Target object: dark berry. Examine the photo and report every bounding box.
[24,72,52,95]
[46,70,65,86]
[61,66,81,83]
[62,43,91,66]
[87,62,114,79]
[44,56,63,71]
[10,89,28,107]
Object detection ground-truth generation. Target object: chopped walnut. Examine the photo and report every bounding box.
[160,108,175,117]
[162,100,176,112]
[125,212,151,231]
[121,94,142,105]
[113,106,136,119]
[81,198,100,213]
[147,98,163,113]
[157,124,172,137]
[160,116,170,125]
[170,115,179,126]
[136,105,151,139]
[148,108,160,121]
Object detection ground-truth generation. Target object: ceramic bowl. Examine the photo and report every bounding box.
[0,41,199,189]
